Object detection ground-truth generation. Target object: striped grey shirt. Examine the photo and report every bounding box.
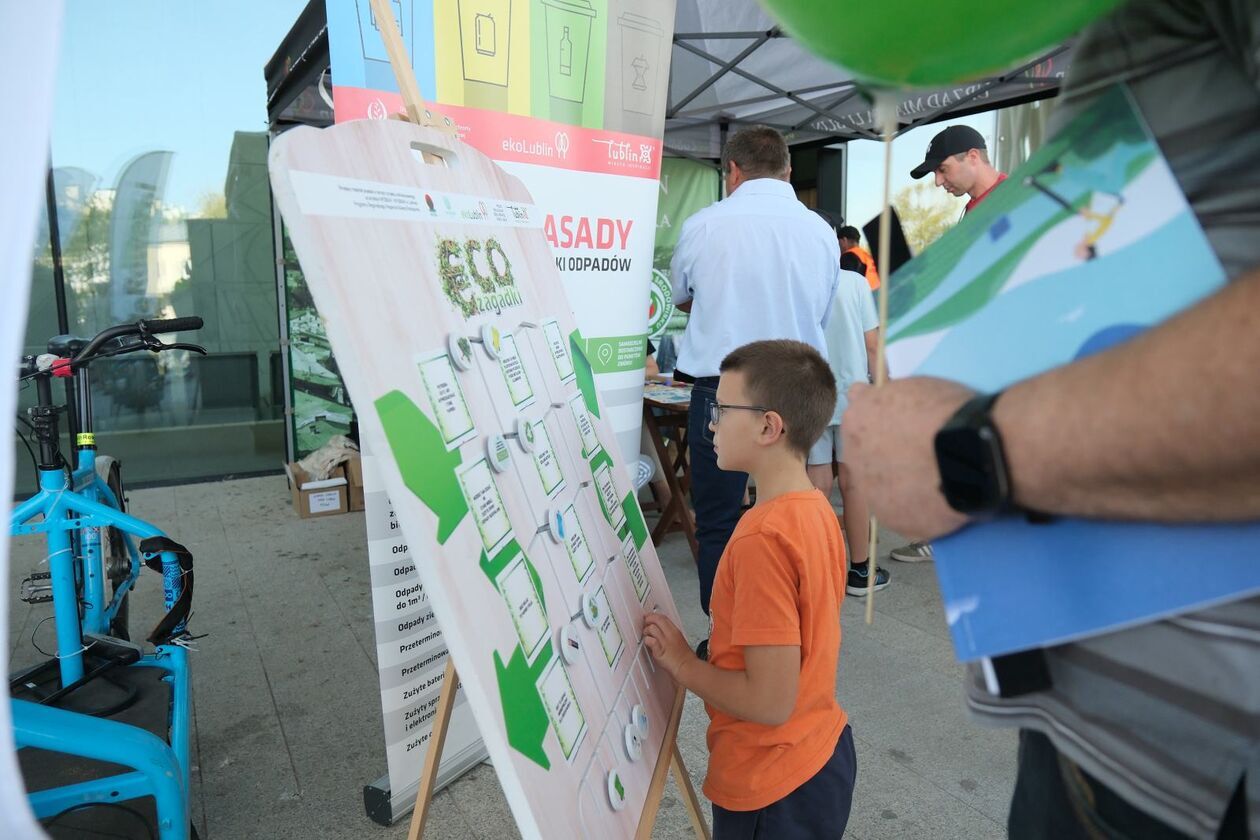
[965,1,1260,837]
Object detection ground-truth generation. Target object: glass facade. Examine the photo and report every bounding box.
[14,1,307,494]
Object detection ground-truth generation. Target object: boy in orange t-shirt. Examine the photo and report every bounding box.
[644,339,855,838]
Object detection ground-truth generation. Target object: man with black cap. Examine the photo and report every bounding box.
[885,123,1008,567]
[910,124,1007,216]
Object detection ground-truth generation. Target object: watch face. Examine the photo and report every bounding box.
[935,427,1002,513]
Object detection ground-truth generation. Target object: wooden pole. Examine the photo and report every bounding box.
[635,686,710,839]
[865,92,899,623]
[406,659,459,840]
[671,743,712,840]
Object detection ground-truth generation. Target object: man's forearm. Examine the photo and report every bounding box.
[996,270,1260,521]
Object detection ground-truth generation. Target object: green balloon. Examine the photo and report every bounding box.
[757,0,1123,88]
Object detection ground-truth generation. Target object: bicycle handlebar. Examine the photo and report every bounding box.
[142,316,204,335]
[73,316,204,365]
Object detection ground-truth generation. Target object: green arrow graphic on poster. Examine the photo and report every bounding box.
[494,643,554,770]
[622,494,648,550]
[375,390,468,543]
[479,541,548,614]
[588,445,649,550]
[569,329,600,418]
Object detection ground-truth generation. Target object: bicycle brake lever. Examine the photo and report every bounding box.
[163,342,208,355]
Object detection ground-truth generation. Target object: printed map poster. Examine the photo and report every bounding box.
[884,86,1260,661]
[269,118,685,839]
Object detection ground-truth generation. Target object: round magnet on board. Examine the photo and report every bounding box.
[631,704,649,738]
[514,417,535,452]
[448,333,474,371]
[624,724,642,761]
[545,507,565,543]
[559,625,581,665]
[607,769,627,811]
[480,324,502,359]
[582,592,600,628]
[486,435,511,473]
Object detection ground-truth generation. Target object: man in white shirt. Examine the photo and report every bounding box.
[808,210,891,597]
[670,125,841,622]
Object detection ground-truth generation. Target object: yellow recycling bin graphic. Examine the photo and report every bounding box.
[458,0,513,110]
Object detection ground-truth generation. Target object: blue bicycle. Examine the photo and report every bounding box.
[9,316,205,839]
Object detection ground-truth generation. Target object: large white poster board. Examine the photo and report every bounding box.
[269,119,684,839]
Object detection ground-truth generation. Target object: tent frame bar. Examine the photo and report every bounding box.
[672,36,864,133]
[668,29,779,118]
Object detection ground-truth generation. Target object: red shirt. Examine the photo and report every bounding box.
[964,172,1008,214]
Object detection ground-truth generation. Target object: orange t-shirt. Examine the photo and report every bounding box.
[702,489,848,811]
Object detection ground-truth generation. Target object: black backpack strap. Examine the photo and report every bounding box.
[138,537,194,645]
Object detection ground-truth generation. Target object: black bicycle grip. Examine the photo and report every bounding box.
[141,316,203,334]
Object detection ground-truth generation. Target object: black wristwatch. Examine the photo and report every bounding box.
[934,391,1017,516]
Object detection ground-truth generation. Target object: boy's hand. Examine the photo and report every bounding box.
[642,614,693,680]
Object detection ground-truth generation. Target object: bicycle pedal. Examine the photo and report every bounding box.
[20,572,53,604]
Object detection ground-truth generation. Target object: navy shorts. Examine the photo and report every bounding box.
[712,724,857,839]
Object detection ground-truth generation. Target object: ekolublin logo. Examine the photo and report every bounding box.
[437,235,524,319]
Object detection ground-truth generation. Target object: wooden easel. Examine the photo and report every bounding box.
[362,2,710,837]
[404,660,709,840]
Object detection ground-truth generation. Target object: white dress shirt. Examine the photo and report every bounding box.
[670,178,840,378]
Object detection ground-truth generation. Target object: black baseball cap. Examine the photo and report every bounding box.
[910,125,987,179]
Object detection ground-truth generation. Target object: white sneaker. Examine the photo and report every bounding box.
[890,541,933,562]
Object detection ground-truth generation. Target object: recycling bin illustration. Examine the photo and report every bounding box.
[618,12,662,116]
[458,0,512,110]
[606,10,664,135]
[542,0,597,123]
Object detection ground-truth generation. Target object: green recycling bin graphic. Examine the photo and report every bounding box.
[541,0,597,123]
[458,0,513,110]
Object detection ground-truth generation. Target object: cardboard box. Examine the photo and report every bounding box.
[285,462,349,519]
[345,454,365,512]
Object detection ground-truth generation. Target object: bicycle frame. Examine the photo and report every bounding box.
[10,465,158,683]
[11,643,192,839]
[10,349,193,839]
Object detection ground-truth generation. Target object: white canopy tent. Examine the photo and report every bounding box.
[664,0,1069,160]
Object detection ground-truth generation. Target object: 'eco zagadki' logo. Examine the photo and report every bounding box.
[438,235,523,319]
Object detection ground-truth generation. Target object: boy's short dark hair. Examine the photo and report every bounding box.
[721,126,791,180]
[837,225,861,243]
[719,340,837,457]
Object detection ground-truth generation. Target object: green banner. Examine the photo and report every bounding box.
[584,333,647,373]
[653,157,720,271]
[650,158,719,342]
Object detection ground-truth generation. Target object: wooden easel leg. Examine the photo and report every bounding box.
[670,743,712,840]
[406,660,460,840]
[637,686,711,840]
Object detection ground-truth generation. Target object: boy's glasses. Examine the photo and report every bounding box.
[708,402,772,427]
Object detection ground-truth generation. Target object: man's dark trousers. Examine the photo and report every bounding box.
[686,377,748,615]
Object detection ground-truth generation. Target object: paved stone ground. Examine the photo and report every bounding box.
[8,475,1015,838]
